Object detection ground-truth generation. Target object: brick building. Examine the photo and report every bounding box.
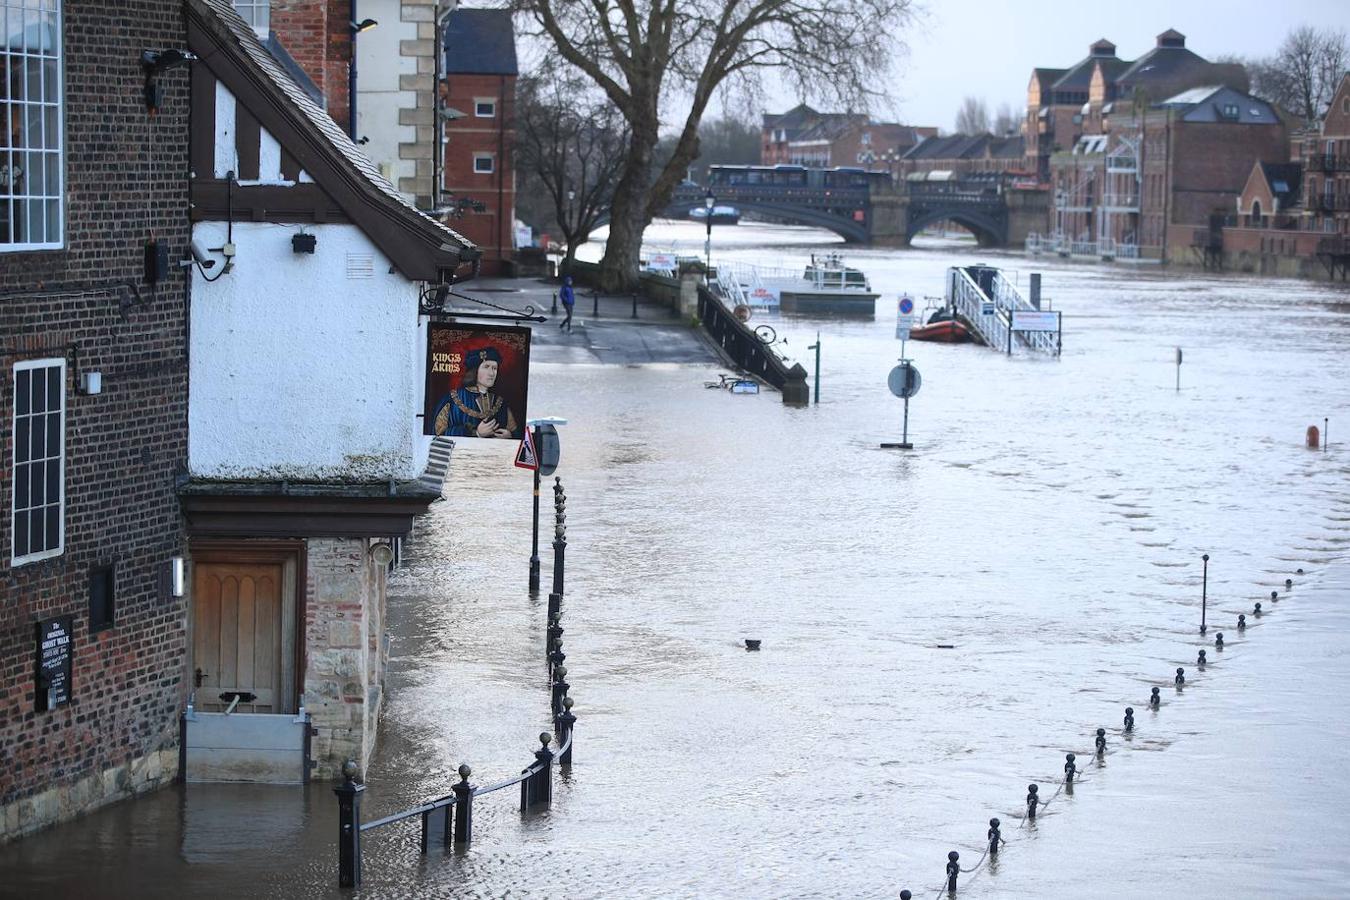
[441,7,516,275]
[896,133,1028,179]
[761,103,819,165]
[1,0,191,843]
[1214,74,1350,278]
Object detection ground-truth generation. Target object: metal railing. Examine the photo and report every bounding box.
[1069,239,1098,257]
[947,266,1060,356]
[697,285,809,403]
[1100,192,1140,209]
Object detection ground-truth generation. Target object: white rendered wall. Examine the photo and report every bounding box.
[356,0,417,198]
[189,221,433,482]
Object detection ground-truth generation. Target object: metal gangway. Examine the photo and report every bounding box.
[946,265,1060,356]
[712,261,784,311]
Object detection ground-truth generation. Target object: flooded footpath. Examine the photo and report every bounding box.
[2,223,1348,899]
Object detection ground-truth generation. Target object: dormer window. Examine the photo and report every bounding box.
[1221,103,1239,120]
[232,0,270,38]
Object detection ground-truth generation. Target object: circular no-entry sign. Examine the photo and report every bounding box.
[898,295,915,315]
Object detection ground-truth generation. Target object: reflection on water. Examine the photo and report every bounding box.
[3,223,1349,899]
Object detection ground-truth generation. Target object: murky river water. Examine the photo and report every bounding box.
[4,223,1349,899]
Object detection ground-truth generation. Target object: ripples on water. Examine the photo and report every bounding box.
[3,223,1347,899]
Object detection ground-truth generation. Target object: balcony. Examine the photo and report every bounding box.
[1105,155,1138,174]
[1100,192,1140,210]
[1311,194,1342,213]
[1307,154,1350,173]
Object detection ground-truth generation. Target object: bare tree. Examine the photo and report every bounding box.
[954,96,990,135]
[992,102,1018,136]
[1246,26,1349,122]
[509,0,916,290]
[514,73,630,278]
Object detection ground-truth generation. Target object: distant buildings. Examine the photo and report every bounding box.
[896,133,1027,180]
[1022,29,1289,263]
[760,105,935,169]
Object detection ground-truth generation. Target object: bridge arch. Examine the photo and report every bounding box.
[905,207,1006,247]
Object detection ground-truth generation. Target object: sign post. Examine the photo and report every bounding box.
[1176,347,1183,392]
[525,418,566,592]
[881,360,921,450]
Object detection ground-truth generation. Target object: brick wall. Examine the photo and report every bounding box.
[0,0,190,843]
[442,72,515,274]
[270,0,352,132]
[1170,122,1288,227]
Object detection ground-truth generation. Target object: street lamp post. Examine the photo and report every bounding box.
[704,189,715,284]
[563,188,575,279]
[527,418,567,592]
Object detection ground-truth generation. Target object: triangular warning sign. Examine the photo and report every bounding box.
[514,428,539,470]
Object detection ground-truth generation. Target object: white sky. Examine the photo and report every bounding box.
[719,0,1350,132]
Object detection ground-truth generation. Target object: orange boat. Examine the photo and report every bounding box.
[909,316,973,343]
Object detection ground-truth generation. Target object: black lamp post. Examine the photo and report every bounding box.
[703,189,715,283]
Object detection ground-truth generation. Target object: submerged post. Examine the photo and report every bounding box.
[808,331,821,404]
[556,696,577,766]
[529,460,541,592]
[335,759,364,888]
[1200,553,1209,634]
[452,764,474,846]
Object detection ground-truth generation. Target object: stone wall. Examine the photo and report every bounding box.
[302,537,387,778]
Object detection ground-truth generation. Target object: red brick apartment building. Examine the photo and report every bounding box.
[1217,74,1350,278]
[1,0,191,842]
[760,105,935,170]
[441,7,516,275]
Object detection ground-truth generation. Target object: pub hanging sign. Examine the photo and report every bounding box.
[424,322,531,439]
[35,615,74,712]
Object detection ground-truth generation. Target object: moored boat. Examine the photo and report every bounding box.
[773,253,879,315]
[909,305,975,343]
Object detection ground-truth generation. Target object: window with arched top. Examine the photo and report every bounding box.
[1251,199,1263,228]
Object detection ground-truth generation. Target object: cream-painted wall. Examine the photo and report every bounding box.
[189,221,432,482]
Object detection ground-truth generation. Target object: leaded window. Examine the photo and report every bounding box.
[11,358,64,564]
[1,0,62,250]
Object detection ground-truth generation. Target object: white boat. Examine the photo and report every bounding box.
[768,253,879,315]
[689,205,741,225]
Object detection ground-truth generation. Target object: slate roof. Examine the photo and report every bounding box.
[902,133,1023,161]
[1052,39,1125,92]
[189,0,478,278]
[763,103,819,129]
[444,9,518,76]
[1261,162,1303,207]
[1157,85,1280,124]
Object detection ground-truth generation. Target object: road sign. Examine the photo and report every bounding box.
[898,295,915,315]
[514,428,538,470]
[887,362,922,399]
[896,295,915,339]
[981,302,995,316]
[1010,310,1059,332]
[535,423,561,476]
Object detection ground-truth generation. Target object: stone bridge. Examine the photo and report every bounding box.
[648,176,1050,247]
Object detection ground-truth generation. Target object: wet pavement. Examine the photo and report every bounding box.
[456,277,719,367]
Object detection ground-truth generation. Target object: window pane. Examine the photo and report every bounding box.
[14,511,28,558]
[16,369,30,415]
[46,364,60,408]
[28,508,43,551]
[29,461,43,505]
[15,417,29,462]
[45,409,59,455]
[45,458,58,504]
[15,464,29,509]
[44,504,58,551]
[30,412,44,457]
[44,198,57,242]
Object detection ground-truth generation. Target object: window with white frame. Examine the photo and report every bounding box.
[232,0,270,37]
[12,358,65,564]
[1,0,63,250]
[473,153,494,174]
[474,99,495,118]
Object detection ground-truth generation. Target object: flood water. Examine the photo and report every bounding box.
[4,222,1349,899]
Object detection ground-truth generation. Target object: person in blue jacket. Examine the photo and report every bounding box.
[559,276,575,332]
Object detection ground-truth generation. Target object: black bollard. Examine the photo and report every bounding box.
[988,817,1002,855]
[547,591,561,621]
[1175,667,1185,686]
[556,696,577,766]
[1095,727,1107,755]
[1254,601,1262,617]
[901,892,913,900]
[1123,706,1135,731]
[1026,783,1039,820]
[946,851,960,892]
[531,733,554,809]
[1215,631,1224,650]
[1285,578,1293,589]
[452,764,474,846]
[744,639,761,651]
[1064,752,1077,784]
[552,525,566,597]
[1271,590,1279,603]
[631,291,638,319]
[1297,568,1305,575]
[1149,686,1161,708]
[1238,613,1246,630]
[551,666,570,716]
[551,291,557,314]
[334,759,365,888]
[546,615,563,651]
[1198,649,1207,667]
[592,288,599,318]
[548,644,566,670]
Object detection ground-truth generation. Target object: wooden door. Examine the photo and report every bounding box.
[193,562,284,713]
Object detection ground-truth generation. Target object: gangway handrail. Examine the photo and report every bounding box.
[947,266,1059,356]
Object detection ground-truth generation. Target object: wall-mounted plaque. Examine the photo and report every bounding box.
[35,615,74,712]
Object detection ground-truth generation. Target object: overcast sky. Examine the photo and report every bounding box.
[732,0,1350,131]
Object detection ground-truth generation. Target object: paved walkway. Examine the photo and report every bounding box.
[454,277,718,366]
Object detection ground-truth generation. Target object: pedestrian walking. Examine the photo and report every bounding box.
[559,276,575,333]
